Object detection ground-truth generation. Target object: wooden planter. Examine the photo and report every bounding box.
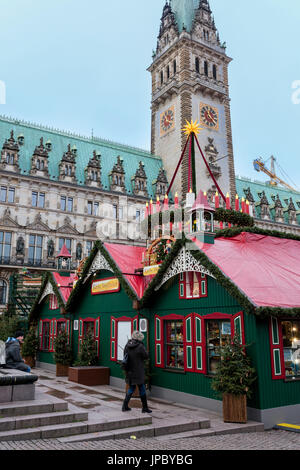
[23,356,35,369]
[68,367,110,386]
[56,364,69,377]
[223,393,247,424]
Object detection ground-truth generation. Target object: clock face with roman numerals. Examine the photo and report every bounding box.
[200,104,219,130]
[160,106,175,135]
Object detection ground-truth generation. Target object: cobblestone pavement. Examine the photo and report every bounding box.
[0,430,299,450]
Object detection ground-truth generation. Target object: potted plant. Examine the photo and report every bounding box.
[211,335,256,424]
[69,330,109,386]
[22,325,39,369]
[54,330,73,377]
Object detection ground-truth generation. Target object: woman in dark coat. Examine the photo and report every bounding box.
[122,331,152,414]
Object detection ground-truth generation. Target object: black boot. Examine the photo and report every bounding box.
[122,393,133,412]
[141,394,152,413]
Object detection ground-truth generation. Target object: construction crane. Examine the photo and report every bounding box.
[253,156,298,192]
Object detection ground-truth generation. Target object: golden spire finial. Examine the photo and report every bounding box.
[182,119,202,136]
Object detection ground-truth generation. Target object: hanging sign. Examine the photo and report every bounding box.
[91,277,120,295]
[143,264,160,277]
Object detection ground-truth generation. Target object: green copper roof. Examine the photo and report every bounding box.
[170,0,199,33]
[0,116,163,199]
[236,176,300,224]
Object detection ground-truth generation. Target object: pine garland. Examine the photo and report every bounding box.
[215,225,300,242]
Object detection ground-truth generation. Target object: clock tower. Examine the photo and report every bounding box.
[148,0,236,202]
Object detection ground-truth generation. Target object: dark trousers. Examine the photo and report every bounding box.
[128,384,146,397]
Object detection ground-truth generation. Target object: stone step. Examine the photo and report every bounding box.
[154,421,265,441]
[0,399,68,418]
[0,410,88,432]
[0,413,152,441]
[58,417,210,443]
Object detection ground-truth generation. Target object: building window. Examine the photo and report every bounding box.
[110,316,139,362]
[204,61,208,76]
[8,188,15,203]
[49,294,59,311]
[113,204,118,219]
[28,235,43,265]
[206,320,231,374]
[78,318,100,356]
[167,65,170,79]
[61,196,73,212]
[0,280,7,305]
[195,57,200,73]
[59,238,72,253]
[32,191,45,208]
[213,64,217,80]
[87,201,99,216]
[41,321,50,351]
[0,187,7,202]
[173,60,176,74]
[5,152,14,164]
[136,210,141,222]
[60,196,66,211]
[179,272,207,299]
[282,320,300,378]
[86,241,94,256]
[165,320,184,370]
[0,232,12,262]
[160,71,164,85]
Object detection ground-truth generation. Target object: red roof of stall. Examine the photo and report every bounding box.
[190,232,300,309]
[104,243,146,299]
[52,272,77,303]
[56,244,72,258]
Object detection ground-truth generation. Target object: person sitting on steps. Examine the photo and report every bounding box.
[5,330,31,373]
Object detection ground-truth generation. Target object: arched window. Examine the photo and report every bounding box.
[195,57,200,74]
[204,61,208,76]
[68,166,72,176]
[40,160,44,170]
[9,154,14,164]
[0,280,7,305]
[36,160,40,170]
[213,64,217,80]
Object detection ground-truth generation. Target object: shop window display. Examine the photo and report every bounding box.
[165,321,184,369]
[206,320,231,374]
[282,320,300,378]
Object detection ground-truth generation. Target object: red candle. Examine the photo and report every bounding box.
[145,202,149,217]
[246,200,250,215]
[156,196,161,213]
[150,199,153,215]
[164,194,169,211]
[175,192,179,209]
[241,198,245,213]
[235,194,239,212]
[215,192,219,209]
[226,193,231,210]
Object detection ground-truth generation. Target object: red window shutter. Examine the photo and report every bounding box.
[110,317,117,361]
[39,321,43,350]
[155,316,164,368]
[231,312,245,345]
[133,316,138,332]
[184,314,194,372]
[95,317,100,356]
[78,318,83,354]
[269,317,285,380]
[194,314,207,374]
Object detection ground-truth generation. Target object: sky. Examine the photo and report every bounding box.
[0,0,300,189]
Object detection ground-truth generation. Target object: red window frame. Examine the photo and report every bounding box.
[78,317,100,356]
[154,312,245,375]
[179,272,208,300]
[110,315,139,362]
[39,319,51,352]
[39,318,71,353]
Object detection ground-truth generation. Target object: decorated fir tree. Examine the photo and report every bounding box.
[75,330,98,367]
[22,325,39,358]
[54,330,72,366]
[212,335,256,398]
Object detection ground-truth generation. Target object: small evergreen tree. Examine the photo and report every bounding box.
[0,315,22,342]
[212,335,256,398]
[22,325,39,358]
[54,330,72,366]
[75,330,98,366]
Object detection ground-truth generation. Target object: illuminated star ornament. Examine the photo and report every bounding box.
[182,119,202,136]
